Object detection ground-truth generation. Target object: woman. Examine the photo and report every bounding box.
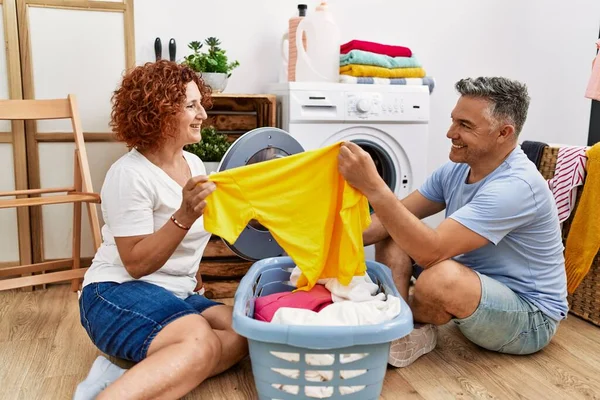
[74,60,248,400]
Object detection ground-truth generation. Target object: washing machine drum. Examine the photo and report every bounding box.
[215,127,304,261]
[352,140,396,197]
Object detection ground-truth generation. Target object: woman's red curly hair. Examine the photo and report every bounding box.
[110,60,212,152]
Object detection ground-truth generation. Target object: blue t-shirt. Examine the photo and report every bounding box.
[419,146,568,321]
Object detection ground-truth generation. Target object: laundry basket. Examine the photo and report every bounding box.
[232,257,413,400]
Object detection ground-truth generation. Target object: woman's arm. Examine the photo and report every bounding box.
[194,267,204,292]
[115,176,215,279]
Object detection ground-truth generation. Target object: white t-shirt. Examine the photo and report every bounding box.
[82,148,212,299]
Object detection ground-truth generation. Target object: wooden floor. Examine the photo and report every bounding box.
[1,285,600,400]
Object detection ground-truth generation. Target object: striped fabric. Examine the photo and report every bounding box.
[547,146,588,223]
[338,75,435,94]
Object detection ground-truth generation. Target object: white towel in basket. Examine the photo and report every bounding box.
[289,266,386,303]
[271,295,401,326]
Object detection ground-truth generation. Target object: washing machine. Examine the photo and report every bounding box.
[268,82,430,199]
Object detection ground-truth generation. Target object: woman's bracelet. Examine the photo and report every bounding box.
[170,214,190,230]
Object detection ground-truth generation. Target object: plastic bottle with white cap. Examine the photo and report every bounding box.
[295,1,341,83]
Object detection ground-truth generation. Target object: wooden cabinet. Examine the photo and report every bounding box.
[208,93,276,142]
[201,93,277,299]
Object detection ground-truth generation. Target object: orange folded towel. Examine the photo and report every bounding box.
[339,64,426,79]
[564,143,600,293]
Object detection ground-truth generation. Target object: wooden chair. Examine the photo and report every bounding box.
[0,95,101,292]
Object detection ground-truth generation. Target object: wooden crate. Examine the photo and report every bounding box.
[207,93,276,143]
[201,93,276,299]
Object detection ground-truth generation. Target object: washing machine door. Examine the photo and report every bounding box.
[215,127,304,261]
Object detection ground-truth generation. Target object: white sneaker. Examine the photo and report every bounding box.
[388,323,437,367]
[73,355,125,400]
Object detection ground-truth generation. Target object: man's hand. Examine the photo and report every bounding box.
[338,141,388,198]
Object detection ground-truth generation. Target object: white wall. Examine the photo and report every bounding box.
[135,0,600,179]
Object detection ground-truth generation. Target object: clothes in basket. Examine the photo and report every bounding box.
[254,284,333,322]
[267,266,401,396]
[233,257,413,400]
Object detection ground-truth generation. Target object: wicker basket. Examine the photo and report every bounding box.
[539,146,600,326]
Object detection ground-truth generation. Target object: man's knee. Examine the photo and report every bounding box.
[416,260,460,287]
[414,260,480,308]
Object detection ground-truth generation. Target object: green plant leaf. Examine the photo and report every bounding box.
[183,125,232,162]
[180,37,239,75]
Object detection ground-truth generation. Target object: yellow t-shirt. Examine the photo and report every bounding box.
[203,142,371,290]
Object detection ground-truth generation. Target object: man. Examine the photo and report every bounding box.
[338,77,568,367]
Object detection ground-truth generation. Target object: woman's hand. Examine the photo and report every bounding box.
[174,175,216,228]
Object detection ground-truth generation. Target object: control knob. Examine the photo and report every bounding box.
[356,98,372,113]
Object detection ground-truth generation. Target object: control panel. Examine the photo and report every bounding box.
[344,90,429,122]
[270,82,431,124]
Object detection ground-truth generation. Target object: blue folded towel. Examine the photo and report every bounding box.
[339,75,435,94]
[340,49,422,69]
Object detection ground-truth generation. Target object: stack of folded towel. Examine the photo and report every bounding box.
[339,39,435,93]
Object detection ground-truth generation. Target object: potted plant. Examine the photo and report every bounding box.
[182,37,240,93]
[184,125,232,173]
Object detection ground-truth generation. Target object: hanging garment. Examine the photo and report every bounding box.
[521,140,548,168]
[564,143,600,293]
[585,40,600,101]
[203,142,371,291]
[547,146,588,223]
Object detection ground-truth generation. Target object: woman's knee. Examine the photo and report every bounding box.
[201,305,234,331]
[149,314,221,366]
[232,331,249,355]
[178,316,222,373]
[188,329,222,368]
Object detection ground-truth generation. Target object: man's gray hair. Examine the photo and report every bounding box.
[455,77,530,136]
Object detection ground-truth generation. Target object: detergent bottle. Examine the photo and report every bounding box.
[295,1,341,82]
[280,4,308,82]
[287,4,308,81]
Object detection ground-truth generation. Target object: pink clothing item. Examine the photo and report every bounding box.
[340,40,412,58]
[547,146,588,223]
[585,40,600,101]
[253,284,333,322]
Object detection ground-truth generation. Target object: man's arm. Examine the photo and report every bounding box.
[363,190,446,246]
[369,189,489,268]
[340,142,489,267]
